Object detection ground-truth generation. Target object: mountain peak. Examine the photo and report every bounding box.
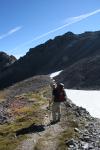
[0,30,100,89]
[0,51,17,72]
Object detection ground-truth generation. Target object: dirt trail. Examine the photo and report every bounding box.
[15,119,65,150]
[16,133,40,150]
[15,102,68,150]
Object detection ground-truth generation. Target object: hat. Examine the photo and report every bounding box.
[58,83,64,87]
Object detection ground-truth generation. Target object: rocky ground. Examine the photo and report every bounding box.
[0,75,100,150]
[15,99,100,150]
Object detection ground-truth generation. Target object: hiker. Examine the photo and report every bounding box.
[50,82,67,124]
[50,78,56,88]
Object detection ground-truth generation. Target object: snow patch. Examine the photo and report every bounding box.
[65,89,100,118]
[50,71,100,118]
[50,70,63,78]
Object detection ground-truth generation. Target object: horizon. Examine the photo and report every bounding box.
[0,0,100,58]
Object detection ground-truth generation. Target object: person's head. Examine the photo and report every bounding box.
[50,78,56,88]
[52,84,56,89]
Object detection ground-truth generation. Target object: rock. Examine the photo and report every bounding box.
[0,115,8,124]
[65,138,77,147]
[75,106,90,117]
[74,127,81,133]
[81,142,89,149]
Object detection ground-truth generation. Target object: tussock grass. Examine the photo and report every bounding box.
[0,91,6,102]
[34,139,49,150]
[0,135,25,150]
[57,127,79,150]
[0,123,26,150]
[0,86,50,150]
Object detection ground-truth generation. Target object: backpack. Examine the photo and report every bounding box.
[53,88,66,102]
[58,90,66,102]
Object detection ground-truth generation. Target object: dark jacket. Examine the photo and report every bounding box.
[52,88,67,102]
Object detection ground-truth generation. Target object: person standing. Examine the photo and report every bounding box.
[51,83,67,124]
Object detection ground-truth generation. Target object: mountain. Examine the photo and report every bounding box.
[0,31,100,89]
[0,52,16,72]
[55,55,100,89]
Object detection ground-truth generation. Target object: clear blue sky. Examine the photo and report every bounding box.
[0,0,100,58]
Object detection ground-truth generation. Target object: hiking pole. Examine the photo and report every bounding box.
[46,99,52,127]
[48,99,52,126]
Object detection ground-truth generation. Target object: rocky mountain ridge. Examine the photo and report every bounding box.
[0,51,16,72]
[55,54,100,89]
[0,30,100,89]
[0,75,100,150]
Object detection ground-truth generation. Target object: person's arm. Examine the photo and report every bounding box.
[48,90,54,109]
[64,89,68,101]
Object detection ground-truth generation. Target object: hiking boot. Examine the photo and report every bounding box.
[50,120,57,125]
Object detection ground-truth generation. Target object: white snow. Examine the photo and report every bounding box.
[50,70,63,78]
[66,89,100,118]
[50,71,100,118]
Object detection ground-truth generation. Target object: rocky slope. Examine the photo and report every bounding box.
[0,76,100,150]
[0,31,100,89]
[55,54,100,89]
[0,51,16,72]
[0,75,51,150]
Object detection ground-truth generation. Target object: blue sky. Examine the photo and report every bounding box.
[0,0,100,58]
